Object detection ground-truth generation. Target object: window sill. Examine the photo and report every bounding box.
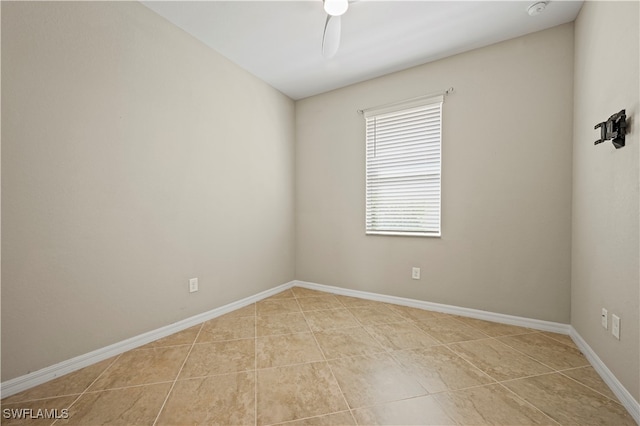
[366,231,441,238]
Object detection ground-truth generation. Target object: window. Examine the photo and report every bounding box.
[364,95,443,237]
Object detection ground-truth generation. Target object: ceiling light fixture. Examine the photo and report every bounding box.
[527,1,548,16]
[324,0,349,17]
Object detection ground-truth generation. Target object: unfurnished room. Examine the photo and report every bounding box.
[1,1,639,425]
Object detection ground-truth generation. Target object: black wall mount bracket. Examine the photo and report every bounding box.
[594,109,627,149]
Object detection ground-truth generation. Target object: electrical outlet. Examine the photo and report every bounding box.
[412,267,421,280]
[189,278,198,293]
[601,308,608,329]
[612,314,620,339]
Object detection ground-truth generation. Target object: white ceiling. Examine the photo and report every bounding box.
[142,1,583,100]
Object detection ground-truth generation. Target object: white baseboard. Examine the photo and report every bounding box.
[0,281,295,399]
[293,280,571,334]
[570,328,640,424]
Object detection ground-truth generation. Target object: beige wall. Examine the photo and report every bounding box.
[1,2,295,381]
[296,24,574,323]
[572,1,639,402]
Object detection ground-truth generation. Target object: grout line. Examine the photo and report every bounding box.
[493,330,540,338]
[452,316,535,334]
[344,381,549,421]
[445,338,558,384]
[151,322,204,426]
[133,342,195,350]
[352,317,410,327]
[537,331,580,349]
[302,307,360,333]
[497,382,562,426]
[265,410,354,426]
[357,322,399,356]
[295,296,354,419]
[555,365,588,373]
[297,307,345,313]
[2,351,126,404]
[50,353,123,425]
[436,345,498,385]
[399,320,449,346]
[433,380,502,395]
[192,336,256,345]
[405,323,448,345]
[440,317,493,340]
[558,369,625,405]
[256,328,317,339]
[1,392,84,406]
[451,315,541,339]
[71,380,177,394]
[253,352,377,372]
[454,333,560,374]
[488,335,575,373]
[497,370,561,385]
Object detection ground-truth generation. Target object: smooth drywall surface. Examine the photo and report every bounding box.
[296,24,574,323]
[572,1,639,401]
[2,1,295,381]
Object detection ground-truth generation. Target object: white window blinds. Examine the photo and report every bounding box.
[365,95,443,237]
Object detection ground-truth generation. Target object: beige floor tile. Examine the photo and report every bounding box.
[58,383,171,425]
[256,362,347,425]
[0,396,78,426]
[89,347,189,390]
[139,325,201,349]
[6,291,627,426]
[2,358,115,404]
[257,298,301,316]
[179,339,254,379]
[386,304,443,321]
[275,411,356,425]
[303,309,360,331]
[449,338,552,381]
[351,395,457,425]
[498,333,589,370]
[297,295,342,311]
[328,352,426,408]
[433,383,553,425]
[314,327,385,359]
[413,317,490,343]
[347,305,405,325]
[269,289,296,299]
[221,304,256,319]
[257,333,324,369]
[364,321,440,350]
[291,287,330,298]
[454,316,535,337]
[503,373,636,425]
[256,312,310,336]
[561,366,618,401]
[540,331,578,348]
[197,315,255,343]
[156,372,254,425]
[392,346,495,393]
[334,295,379,307]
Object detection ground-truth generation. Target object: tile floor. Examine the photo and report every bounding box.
[1,287,636,425]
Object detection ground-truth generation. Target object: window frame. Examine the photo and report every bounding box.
[364,95,443,237]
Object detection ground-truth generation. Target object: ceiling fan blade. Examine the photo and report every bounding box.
[322,14,341,58]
